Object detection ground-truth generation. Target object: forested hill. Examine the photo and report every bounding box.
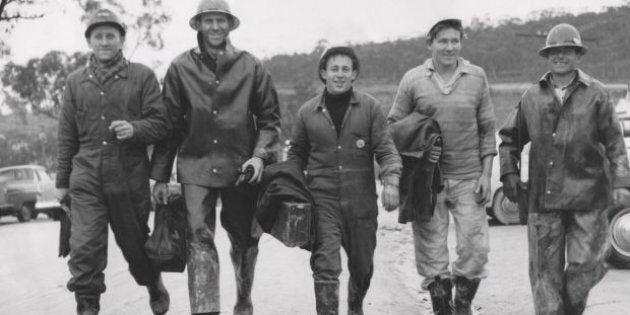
[265,5,630,87]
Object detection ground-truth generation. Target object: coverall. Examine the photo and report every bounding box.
[56,62,170,296]
[288,90,401,314]
[499,70,630,314]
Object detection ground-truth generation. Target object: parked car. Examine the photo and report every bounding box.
[0,165,62,222]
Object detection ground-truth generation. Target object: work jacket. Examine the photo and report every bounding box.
[150,41,281,188]
[288,90,401,219]
[56,61,170,190]
[390,112,442,223]
[499,70,630,211]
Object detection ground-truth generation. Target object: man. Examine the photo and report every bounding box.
[56,9,170,315]
[388,19,495,315]
[499,23,630,315]
[150,0,281,314]
[288,46,401,315]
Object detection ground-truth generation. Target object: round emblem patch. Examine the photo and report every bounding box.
[356,139,365,149]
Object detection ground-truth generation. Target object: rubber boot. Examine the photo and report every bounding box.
[454,276,480,315]
[147,274,170,315]
[75,294,100,315]
[347,281,365,315]
[315,280,339,315]
[231,245,259,315]
[428,276,453,315]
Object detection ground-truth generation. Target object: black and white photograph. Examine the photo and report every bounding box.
[1,0,629,314]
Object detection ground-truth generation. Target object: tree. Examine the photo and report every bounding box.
[0,0,46,57]
[1,51,88,120]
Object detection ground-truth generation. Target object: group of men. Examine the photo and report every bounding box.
[55,0,630,314]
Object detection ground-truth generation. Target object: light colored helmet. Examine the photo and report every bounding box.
[84,8,126,38]
[189,0,240,31]
[538,23,588,57]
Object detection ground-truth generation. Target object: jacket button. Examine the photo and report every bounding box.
[213,139,218,144]
[100,91,104,96]
[212,110,218,115]
[337,145,341,150]
[212,168,217,173]
[549,161,554,166]
[546,190,551,194]
[552,133,557,137]
[102,141,108,145]
[338,165,343,170]
[215,80,220,85]
[101,116,105,120]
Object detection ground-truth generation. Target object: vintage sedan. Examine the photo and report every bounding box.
[0,165,62,222]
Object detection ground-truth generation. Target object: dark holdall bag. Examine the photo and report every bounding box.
[270,201,312,248]
[145,193,187,272]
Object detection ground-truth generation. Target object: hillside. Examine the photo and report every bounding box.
[265,5,630,87]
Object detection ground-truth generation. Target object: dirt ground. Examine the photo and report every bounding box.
[0,208,628,315]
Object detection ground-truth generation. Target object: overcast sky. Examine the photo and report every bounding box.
[2,0,625,70]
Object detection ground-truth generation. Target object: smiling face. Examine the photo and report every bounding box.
[197,12,231,48]
[546,46,581,76]
[320,54,357,95]
[87,25,124,63]
[428,27,462,70]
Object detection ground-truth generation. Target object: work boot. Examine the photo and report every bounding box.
[454,276,480,315]
[75,294,100,315]
[231,245,259,315]
[147,275,170,315]
[315,280,340,315]
[428,276,453,315]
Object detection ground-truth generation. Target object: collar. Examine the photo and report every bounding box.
[539,69,592,89]
[192,35,239,59]
[314,89,360,112]
[80,56,129,83]
[423,57,472,77]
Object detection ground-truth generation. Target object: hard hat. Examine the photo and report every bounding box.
[189,0,240,31]
[84,8,126,38]
[538,23,588,57]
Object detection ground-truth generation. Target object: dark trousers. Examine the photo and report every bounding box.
[183,184,260,314]
[67,165,157,296]
[310,194,378,314]
[528,209,610,315]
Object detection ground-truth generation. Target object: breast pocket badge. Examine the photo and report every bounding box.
[356,139,366,149]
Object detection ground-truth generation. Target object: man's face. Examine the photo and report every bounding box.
[546,47,580,76]
[428,28,462,69]
[320,55,357,95]
[87,25,124,63]
[197,12,231,48]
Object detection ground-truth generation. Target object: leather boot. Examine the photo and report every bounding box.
[314,280,339,315]
[454,276,480,315]
[147,274,170,315]
[75,294,100,315]
[231,245,259,315]
[428,276,453,315]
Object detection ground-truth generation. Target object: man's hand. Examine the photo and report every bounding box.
[109,120,134,140]
[501,173,520,203]
[381,184,399,211]
[613,187,630,206]
[474,174,491,205]
[152,182,169,205]
[426,145,442,163]
[241,157,264,184]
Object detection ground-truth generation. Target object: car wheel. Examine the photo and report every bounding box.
[17,203,34,222]
[608,206,630,269]
[490,188,520,225]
